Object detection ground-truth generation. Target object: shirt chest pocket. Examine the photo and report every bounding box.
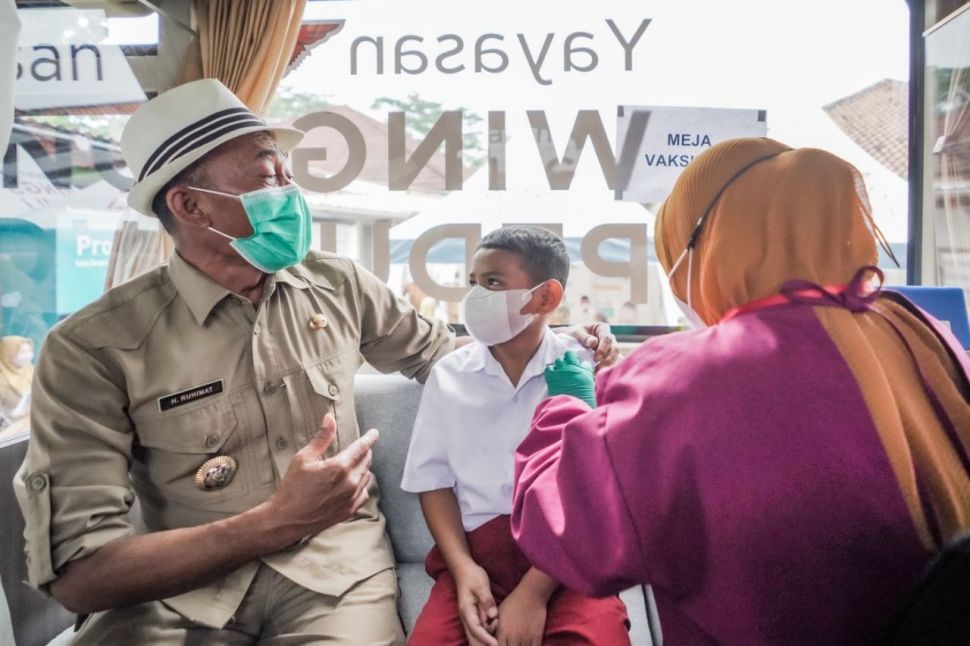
[287,354,357,454]
[132,399,251,504]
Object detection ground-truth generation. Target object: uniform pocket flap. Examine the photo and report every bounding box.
[135,402,238,453]
[306,364,340,401]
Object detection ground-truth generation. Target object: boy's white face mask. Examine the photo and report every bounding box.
[461,284,542,346]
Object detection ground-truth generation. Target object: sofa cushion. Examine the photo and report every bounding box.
[621,585,655,646]
[354,374,434,564]
[355,374,657,644]
[396,562,434,632]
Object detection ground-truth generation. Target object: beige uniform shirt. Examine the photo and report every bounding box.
[15,250,454,627]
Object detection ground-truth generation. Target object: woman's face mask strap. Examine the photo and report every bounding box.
[665,151,786,315]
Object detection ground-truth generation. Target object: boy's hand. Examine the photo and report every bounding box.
[455,563,499,646]
[496,584,548,646]
[544,350,596,408]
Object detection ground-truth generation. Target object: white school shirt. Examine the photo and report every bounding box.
[401,327,592,531]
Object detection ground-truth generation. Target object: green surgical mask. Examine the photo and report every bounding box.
[192,183,312,273]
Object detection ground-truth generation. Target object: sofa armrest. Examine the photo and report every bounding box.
[0,431,75,646]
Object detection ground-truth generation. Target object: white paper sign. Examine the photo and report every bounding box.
[14,8,145,111]
[615,106,767,203]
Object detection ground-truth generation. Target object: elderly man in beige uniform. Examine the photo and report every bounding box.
[14,80,616,644]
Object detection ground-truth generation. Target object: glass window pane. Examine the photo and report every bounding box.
[283,0,909,329]
[926,5,970,294]
[3,6,149,436]
[1,1,912,434]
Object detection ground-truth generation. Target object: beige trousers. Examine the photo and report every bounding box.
[70,567,405,645]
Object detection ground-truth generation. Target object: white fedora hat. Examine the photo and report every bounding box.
[122,78,303,216]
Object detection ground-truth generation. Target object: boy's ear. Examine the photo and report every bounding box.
[526,280,563,315]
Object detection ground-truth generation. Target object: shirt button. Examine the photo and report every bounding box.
[30,475,46,491]
[253,324,261,335]
[204,434,220,448]
[263,382,278,394]
[327,384,339,397]
[275,438,289,450]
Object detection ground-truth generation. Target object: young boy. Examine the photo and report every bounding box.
[401,226,630,646]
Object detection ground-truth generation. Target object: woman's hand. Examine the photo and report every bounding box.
[455,563,499,646]
[496,583,548,646]
[545,350,596,408]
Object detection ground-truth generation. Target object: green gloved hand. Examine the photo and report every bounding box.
[544,350,597,408]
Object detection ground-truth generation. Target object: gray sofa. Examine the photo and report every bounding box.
[359,373,660,645]
[0,373,661,645]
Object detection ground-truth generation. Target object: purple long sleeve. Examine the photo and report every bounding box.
[511,390,646,597]
[511,305,932,644]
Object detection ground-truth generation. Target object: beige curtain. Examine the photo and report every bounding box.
[105,0,306,290]
[194,0,307,113]
[104,218,175,291]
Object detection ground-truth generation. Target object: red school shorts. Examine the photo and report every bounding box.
[407,515,631,645]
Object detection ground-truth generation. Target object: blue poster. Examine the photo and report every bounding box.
[55,212,115,315]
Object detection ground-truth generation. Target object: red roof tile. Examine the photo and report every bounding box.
[288,21,344,75]
[824,78,909,179]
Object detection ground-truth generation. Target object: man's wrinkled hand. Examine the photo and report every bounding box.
[562,323,618,371]
[263,414,378,549]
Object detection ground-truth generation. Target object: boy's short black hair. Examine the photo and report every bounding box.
[478,225,570,287]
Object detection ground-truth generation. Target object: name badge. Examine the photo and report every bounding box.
[158,380,224,412]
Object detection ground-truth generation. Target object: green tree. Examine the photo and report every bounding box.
[264,88,333,121]
[28,115,127,142]
[371,93,485,168]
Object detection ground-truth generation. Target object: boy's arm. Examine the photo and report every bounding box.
[495,567,559,645]
[420,489,499,645]
[515,567,559,601]
[419,489,476,575]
